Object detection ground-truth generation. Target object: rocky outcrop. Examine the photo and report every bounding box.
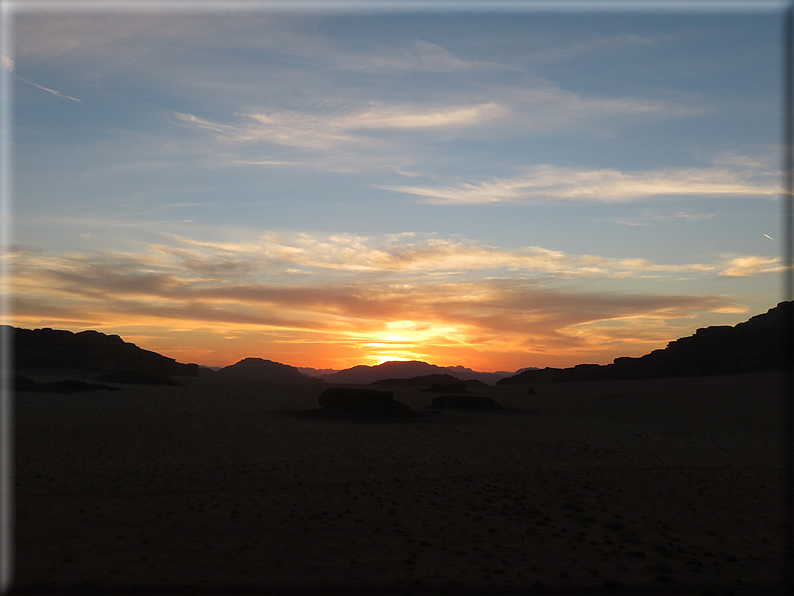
[430,395,502,410]
[499,301,792,384]
[10,326,199,376]
[318,387,411,413]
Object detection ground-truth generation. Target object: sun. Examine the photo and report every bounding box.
[355,320,469,367]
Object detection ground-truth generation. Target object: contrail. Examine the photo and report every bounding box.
[17,75,82,104]
[4,57,82,104]
[764,233,774,240]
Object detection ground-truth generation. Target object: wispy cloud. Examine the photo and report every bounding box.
[170,81,703,175]
[11,229,775,335]
[511,85,690,123]
[615,210,718,226]
[380,160,778,204]
[718,256,783,277]
[522,33,662,63]
[171,100,510,173]
[338,102,506,129]
[174,81,697,160]
[151,231,720,280]
[174,101,506,149]
[333,40,511,73]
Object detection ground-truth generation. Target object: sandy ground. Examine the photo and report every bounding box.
[9,369,789,594]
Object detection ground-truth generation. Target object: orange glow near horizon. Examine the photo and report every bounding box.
[9,255,755,373]
[8,309,706,373]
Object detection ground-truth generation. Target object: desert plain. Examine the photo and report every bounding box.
[9,368,789,594]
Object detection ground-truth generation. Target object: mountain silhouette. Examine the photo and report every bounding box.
[498,301,791,384]
[297,366,341,378]
[9,326,199,376]
[217,357,320,383]
[322,360,512,385]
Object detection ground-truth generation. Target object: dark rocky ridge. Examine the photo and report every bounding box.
[9,326,199,376]
[499,301,792,384]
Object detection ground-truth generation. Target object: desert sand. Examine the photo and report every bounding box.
[10,369,788,594]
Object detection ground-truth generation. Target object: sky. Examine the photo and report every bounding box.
[3,2,789,371]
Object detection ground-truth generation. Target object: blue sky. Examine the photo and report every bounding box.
[5,2,788,370]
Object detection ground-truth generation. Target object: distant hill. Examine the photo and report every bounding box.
[322,360,513,385]
[9,326,199,376]
[217,357,321,383]
[498,301,792,384]
[298,366,341,378]
[443,365,517,384]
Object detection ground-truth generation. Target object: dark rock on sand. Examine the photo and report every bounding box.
[9,326,199,376]
[95,370,181,386]
[431,394,503,410]
[319,387,411,413]
[14,374,121,393]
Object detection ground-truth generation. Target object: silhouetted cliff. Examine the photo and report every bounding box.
[498,301,791,384]
[9,326,199,376]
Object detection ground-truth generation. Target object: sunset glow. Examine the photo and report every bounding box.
[5,5,784,372]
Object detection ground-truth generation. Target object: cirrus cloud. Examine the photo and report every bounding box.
[155,230,719,279]
[380,161,779,204]
[332,39,512,73]
[718,255,783,277]
[173,100,506,151]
